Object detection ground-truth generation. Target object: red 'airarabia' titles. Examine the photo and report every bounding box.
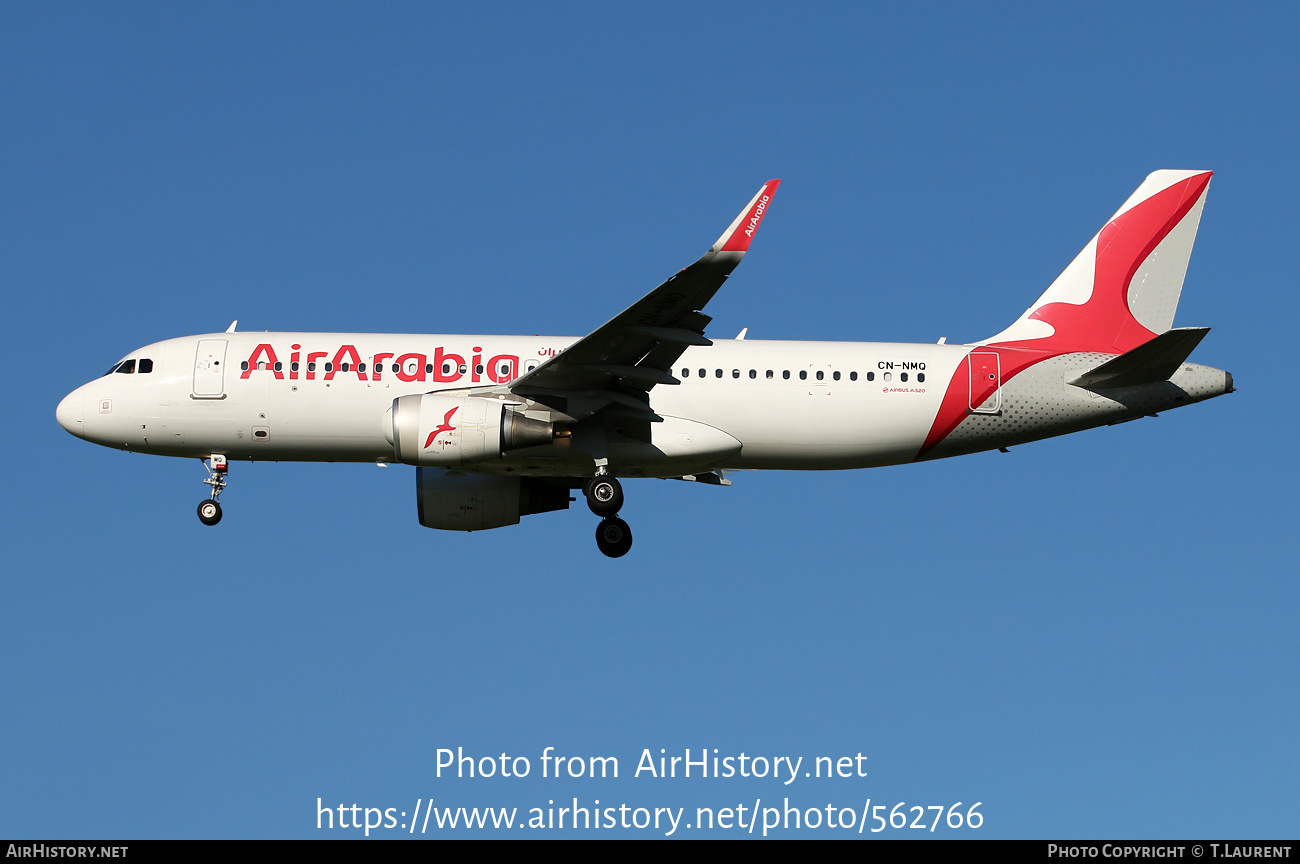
[239,344,521,385]
[744,195,770,238]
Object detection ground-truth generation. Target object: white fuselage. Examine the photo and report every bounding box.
[56,331,1231,478]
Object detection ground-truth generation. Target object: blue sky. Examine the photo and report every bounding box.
[3,2,1296,838]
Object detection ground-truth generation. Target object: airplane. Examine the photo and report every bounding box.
[55,171,1232,558]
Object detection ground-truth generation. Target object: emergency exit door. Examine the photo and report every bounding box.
[967,351,1002,414]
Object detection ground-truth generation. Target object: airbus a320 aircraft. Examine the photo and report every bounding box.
[56,171,1231,557]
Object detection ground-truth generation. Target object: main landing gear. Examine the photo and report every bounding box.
[585,473,631,558]
[594,516,632,558]
[198,455,227,526]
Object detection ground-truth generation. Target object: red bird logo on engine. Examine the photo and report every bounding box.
[423,407,458,449]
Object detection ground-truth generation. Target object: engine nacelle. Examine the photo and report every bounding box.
[416,468,570,531]
[391,393,553,466]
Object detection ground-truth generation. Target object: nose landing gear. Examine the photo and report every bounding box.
[198,455,227,526]
[585,473,631,558]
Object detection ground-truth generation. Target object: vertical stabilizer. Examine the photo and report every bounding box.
[984,170,1211,354]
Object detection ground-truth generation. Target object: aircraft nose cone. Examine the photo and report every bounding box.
[56,389,84,438]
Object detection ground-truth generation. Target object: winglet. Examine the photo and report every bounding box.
[712,180,781,253]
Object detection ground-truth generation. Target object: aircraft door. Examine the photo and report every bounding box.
[967,351,1001,414]
[193,339,228,398]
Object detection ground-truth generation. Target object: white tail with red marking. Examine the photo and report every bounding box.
[985,170,1212,355]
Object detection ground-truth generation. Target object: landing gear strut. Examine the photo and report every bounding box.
[198,455,227,526]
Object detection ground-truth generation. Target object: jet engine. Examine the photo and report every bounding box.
[416,468,570,531]
[390,393,554,466]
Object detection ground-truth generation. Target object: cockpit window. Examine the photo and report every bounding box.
[104,358,151,375]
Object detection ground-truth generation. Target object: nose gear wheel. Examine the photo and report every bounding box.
[197,500,222,525]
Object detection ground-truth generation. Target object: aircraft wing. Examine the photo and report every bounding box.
[504,180,780,429]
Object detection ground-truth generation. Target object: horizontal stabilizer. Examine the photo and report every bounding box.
[1068,327,1210,389]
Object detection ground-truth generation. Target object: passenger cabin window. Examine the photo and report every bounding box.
[116,359,136,374]
[783,370,790,379]
[799,370,807,380]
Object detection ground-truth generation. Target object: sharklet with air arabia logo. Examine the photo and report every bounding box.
[719,180,781,252]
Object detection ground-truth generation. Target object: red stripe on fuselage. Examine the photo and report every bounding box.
[916,346,1053,457]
